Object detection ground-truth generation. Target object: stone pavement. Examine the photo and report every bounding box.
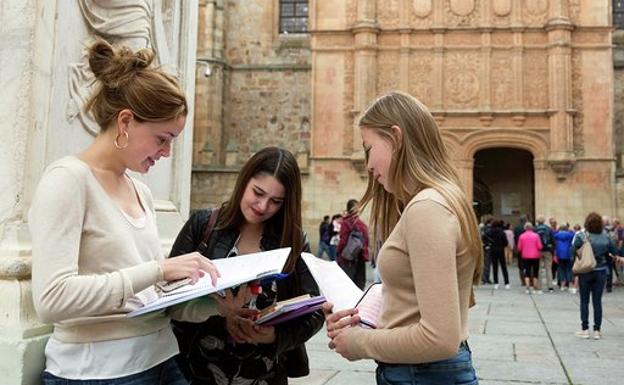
[291,265,624,385]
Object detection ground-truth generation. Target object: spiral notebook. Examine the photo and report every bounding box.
[127,247,291,317]
[301,253,383,328]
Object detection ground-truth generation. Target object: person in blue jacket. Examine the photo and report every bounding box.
[553,224,574,291]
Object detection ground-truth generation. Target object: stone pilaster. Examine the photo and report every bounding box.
[546,1,575,179]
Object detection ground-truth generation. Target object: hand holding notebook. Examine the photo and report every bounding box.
[301,253,383,328]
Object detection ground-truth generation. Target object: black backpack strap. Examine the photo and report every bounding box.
[197,208,219,255]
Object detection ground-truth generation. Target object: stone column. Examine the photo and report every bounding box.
[352,0,378,164]
[431,0,445,112]
[0,2,199,384]
[511,0,525,126]
[546,1,575,179]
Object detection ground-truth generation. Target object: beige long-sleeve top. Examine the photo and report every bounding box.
[345,188,476,364]
[29,156,214,344]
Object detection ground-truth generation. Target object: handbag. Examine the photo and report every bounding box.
[572,232,597,274]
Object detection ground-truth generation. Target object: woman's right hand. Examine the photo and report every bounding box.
[322,302,360,342]
[159,252,220,285]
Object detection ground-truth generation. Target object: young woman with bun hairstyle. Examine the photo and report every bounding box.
[29,39,220,384]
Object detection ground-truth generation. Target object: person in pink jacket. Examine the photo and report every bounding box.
[517,222,543,294]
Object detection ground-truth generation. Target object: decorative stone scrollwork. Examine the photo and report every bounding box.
[447,71,480,103]
[377,0,400,29]
[523,0,549,26]
[444,52,480,108]
[492,0,511,17]
[450,0,476,16]
[413,0,432,18]
[548,158,576,180]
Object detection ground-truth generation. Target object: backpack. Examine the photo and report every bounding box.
[341,228,364,261]
[536,225,553,251]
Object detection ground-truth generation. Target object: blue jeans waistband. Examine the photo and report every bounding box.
[376,340,470,368]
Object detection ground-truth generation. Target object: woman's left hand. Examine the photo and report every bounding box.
[234,319,276,344]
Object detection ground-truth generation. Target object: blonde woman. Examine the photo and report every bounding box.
[324,91,482,385]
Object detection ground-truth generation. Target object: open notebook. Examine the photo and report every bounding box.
[127,247,291,317]
[301,253,383,328]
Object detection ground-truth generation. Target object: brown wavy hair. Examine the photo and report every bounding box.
[216,147,303,273]
[85,38,187,131]
[584,212,603,234]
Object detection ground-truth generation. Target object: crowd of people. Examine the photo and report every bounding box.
[480,214,623,339]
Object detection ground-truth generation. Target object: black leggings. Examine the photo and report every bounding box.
[491,250,509,284]
[523,259,540,279]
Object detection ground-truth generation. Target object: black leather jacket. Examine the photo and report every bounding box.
[169,209,324,383]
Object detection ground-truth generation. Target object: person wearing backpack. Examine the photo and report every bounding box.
[535,215,555,292]
[337,199,370,289]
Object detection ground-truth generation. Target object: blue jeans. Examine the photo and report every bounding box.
[42,357,188,385]
[557,259,573,283]
[376,342,478,385]
[318,241,332,260]
[578,270,607,331]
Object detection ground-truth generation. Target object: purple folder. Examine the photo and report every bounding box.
[255,296,326,326]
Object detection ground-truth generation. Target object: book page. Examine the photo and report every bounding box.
[355,283,383,328]
[301,253,363,311]
[128,247,291,317]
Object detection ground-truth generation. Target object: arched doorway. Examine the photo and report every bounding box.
[472,148,535,225]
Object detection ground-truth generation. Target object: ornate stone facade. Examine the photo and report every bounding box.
[192,0,620,244]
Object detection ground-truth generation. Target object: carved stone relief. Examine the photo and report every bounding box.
[377,0,401,29]
[491,51,513,110]
[410,0,434,28]
[492,0,511,17]
[346,0,357,26]
[377,51,401,95]
[568,0,581,25]
[445,0,480,27]
[67,0,177,136]
[523,0,549,26]
[444,52,481,108]
[344,52,355,153]
[409,53,434,106]
[523,50,549,109]
[450,0,476,16]
[412,0,433,18]
[571,50,584,156]
[491,0,511,27]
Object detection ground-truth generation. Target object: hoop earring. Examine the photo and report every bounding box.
[114,131,129,150]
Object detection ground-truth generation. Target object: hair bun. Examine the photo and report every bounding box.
[87,39,155,88]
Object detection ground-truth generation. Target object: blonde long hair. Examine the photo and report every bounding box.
[359,91,483,284]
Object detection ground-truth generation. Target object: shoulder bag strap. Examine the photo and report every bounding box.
[197,208,220,255]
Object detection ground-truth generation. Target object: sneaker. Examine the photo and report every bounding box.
[560,286,566,291]
[593,331,602,340]
[570,288,577,294]
[494,284,499,290]
[536,290,544,295]
[548,288,554,293]
[505,284,511,290]
[575,330,590,339]
[525,289,531,294]
[552,279,558,286]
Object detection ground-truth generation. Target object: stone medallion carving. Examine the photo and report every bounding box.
[447,71,479,104]
[413,0,432,18]
[492,0,512,17]
[450,0,476,16]
[524,0,549,25]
